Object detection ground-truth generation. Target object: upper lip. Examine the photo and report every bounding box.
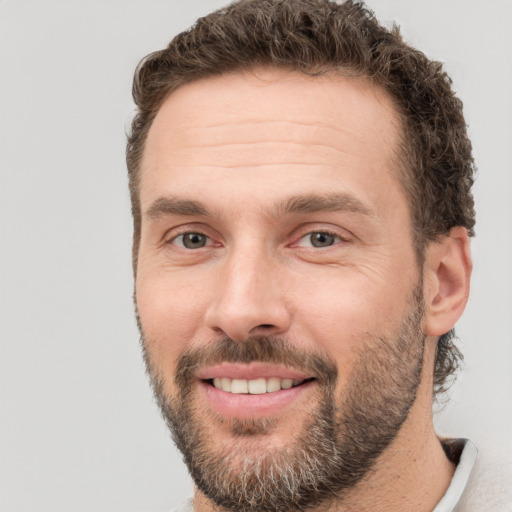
[196,362,312,381]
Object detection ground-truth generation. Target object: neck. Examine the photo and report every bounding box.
[194,338,454,512]
[323,396,454,511]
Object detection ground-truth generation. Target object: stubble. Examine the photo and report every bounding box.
[141,288,425,511]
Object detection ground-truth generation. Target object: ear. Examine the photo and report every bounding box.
[423,227,472,336]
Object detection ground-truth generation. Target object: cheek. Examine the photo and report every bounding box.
[135,268,209,375]
[290,267,417,376]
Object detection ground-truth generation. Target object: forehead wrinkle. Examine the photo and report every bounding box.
[178,140,349,154]
[172,118,369,151]
[177,117,363,134]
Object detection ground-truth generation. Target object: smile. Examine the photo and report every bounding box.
[196,363,316,417]
[210,377,308,394]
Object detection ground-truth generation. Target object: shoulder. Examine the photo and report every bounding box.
[455,439,512,512]
[170,497,194,512]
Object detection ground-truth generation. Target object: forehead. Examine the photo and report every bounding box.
[140,68,405,217]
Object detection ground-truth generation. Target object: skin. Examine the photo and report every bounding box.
[135,68,472,511]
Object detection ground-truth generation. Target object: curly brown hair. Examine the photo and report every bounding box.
[127,0,475,397]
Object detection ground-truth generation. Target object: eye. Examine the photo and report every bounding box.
[172,232,210,249]
[297,231,341,248]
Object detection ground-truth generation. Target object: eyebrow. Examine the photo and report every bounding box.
[145,196,210,219]
[276,193,373,218]
[144,192,373,221]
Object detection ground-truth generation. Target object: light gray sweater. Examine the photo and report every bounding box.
[453,440,512,512]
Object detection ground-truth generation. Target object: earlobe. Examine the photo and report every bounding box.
[423,227,472,336]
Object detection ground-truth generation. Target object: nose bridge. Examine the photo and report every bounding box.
[205,238,290,341]
[225,242,266,300]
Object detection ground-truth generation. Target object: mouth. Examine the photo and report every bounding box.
[206,376,314,394]
[196,363,317,417]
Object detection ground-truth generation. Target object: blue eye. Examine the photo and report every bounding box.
[299,232,340,248]
[173,232,209,249]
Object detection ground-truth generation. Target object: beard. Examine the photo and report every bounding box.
[140,288,425,511]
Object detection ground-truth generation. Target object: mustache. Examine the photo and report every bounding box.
[174,336,338,391]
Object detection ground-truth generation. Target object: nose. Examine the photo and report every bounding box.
[204,245,292,342]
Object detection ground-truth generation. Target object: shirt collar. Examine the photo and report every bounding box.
[433,439,478,512]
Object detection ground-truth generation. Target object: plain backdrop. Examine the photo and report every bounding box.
[1,1,511,510]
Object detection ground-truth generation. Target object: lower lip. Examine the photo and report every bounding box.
[199,380,315,418]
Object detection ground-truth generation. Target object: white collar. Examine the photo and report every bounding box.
[433,439,478,512]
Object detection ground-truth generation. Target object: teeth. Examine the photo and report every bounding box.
[281,379,293,389]
[266,377,281,393]
[231,379,248,394]
[248,378,267,394]
[211,377,306,394]
[221,378,232,392]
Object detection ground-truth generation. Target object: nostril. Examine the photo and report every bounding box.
[247,323,277,338]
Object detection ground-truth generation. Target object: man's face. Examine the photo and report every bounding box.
[136,69,426,509]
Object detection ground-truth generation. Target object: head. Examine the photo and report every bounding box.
[127,0,474,509]
[128,0,475,397]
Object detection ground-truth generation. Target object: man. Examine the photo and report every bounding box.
[126,0,508,510]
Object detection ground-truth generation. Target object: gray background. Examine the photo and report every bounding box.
[1,0,511,510]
